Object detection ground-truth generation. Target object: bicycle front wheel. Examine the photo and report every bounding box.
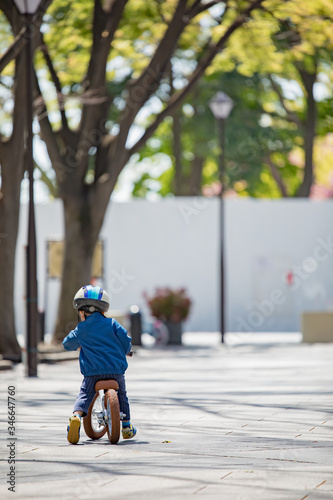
[83,392,107,440]
[104,389,120,444]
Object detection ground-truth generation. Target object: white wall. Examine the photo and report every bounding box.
[227,200,333,333]
[15,198,333,337]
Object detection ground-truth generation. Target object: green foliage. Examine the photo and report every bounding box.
[43,0,93,85]
[127,0,333,199]
[0,11,12,56]
[129,69,303,198]
[2,0,333,199]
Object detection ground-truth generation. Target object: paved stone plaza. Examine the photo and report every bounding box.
[0,332,332,499]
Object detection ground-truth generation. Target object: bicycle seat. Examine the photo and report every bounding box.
[95,379,119,391]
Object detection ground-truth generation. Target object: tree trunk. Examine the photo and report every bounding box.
[295,68,316,197]
[173,110,183,195]
[0,147,24,361]
[189,156,204,195]
[0,0,51,360]
[0,46,26,361]
[52,192,102,343]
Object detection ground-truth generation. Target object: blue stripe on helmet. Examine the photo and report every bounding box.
[82,285,104,300]
[86,286,101,300]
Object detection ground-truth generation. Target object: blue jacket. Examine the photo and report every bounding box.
[63,313,132,376]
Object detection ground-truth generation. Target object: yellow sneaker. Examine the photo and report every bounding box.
[122,423,137,440]
[67,415,81,444]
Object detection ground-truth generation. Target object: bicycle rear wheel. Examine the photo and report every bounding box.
[104,389,120,444]
[83,392,107,440]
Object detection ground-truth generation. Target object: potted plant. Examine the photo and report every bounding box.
[143,287,192,344]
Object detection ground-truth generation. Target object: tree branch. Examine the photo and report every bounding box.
[39,34,68,131]
[187,0,227,18]
[78,0,128,164]
[35,161,57,198]
[108,1,191,168]
[0,0,53,73]
[115,0,228,160]
[34,78,64,181]
[0,26,26,74]
[128,0,265,157]
[121,0,189,125]
[9,52,26,146]
[265,156,288,197]
[268,75,303,128]
[84,0,128,89]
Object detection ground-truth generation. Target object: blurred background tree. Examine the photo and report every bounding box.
[127,0,333,199]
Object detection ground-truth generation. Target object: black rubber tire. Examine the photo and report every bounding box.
[104,389,120,444]
[83,392,107,440]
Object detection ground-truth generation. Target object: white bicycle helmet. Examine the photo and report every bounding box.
[73,285,110,313]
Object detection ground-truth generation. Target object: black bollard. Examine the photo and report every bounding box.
[129,305,142,346]
[38,310,45,344]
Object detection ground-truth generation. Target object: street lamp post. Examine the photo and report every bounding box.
[209,92,234,343]
[13,0,42,376]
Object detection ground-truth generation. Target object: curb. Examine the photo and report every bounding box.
[38,343,79,363]
[0,359,13,371]
[38,350,79,363]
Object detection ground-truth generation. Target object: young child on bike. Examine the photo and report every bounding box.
[63,285,137,444]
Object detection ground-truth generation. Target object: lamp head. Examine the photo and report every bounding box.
[209,91,234,120]
[13,0,42,15]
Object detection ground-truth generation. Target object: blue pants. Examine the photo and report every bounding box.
[73,373,131,420]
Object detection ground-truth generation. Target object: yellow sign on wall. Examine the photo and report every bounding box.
[47,240,104,279]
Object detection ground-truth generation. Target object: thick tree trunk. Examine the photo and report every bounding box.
[0,0,51,361]
[52,193,101,343]
[0,47,26,361]
[0,148,23,361]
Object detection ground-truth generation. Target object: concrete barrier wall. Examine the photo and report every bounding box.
[15,198,333,336]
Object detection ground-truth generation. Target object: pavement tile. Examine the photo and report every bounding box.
[1,333,333,499]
